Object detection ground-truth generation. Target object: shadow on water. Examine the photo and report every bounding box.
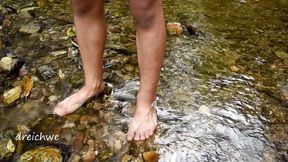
[0,0,288,161]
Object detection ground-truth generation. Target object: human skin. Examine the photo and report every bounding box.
[53,0,166,141]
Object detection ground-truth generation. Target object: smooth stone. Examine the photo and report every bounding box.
[112,91,136,100]
[19,22,41,34]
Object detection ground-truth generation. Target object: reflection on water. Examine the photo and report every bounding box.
[0,0,287,161]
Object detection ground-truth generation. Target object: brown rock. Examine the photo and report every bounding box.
[230,65,240,72]
[65,114,81,123]
[2,86,22,105]
[69,153,81,162]
[73,131,85,152]
[121,154,133,162]
[167,22,183,36]
[82,150,96,162]
[80,115,97,125]
[143,151,158,162]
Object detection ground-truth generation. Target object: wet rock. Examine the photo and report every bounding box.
[107,131,127,153]
[134,157,144,162]
[69,73,84,88]
[143,151,158,162]
[112,81,140,100]
[22,75,33,99]
[198,105,210,114]
[48,95,58,103]
[114,140,122,151]
[99,111,115,123]
[167,22,183,36]
[69,153,81,162]
[98,149,113,161]
[0,130,16,161]
[37,65,55,80]
[106,44,135,55]
[121,154,133,162]
[2,86,22,105]
[112,91,136,100]
[185,25,198,35]
[6,58,26,78]
[230,65,241,72]
[62,121,76,128]
[124,81,140,93]
[20,146,63,162]
[19,22,41,34]
[80,115,97,125]
[125,64,135,72]
[73,131,85,152]
[102,82,113,95]
[0,56,14,71]
[280,82,288,107]
[65,114,81,123]
[82,149,96,162]
[29,87,43,100]
[275,50,288,59]
[0,41,2,50]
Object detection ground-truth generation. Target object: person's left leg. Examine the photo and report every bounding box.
[127,0,166,141]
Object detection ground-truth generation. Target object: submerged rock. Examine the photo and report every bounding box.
[37,65,56,80]
[68,73,84,88]
[230,65,241,72]
[143,151,158,162]
[2,86,22,105]
[280,82,288,107]
[0,130,16,161]
[112,80,140,100]
[0,56,14,71]
[19,22,41,34]
[121,154,133,162]
[275,50,288,60]
[69,153,81,162]
[19,146,63,162]
[112,91,136,100]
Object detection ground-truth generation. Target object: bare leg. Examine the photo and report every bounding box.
[127,0,166,141]
[54,0,106,116]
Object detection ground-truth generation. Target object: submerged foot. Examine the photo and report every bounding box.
[53,82,105,116]
[127,103,158,141]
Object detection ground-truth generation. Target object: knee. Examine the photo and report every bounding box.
[72,0,103,17]
[130,1,158,28]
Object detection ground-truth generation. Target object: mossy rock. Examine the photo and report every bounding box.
[19,146,63,162]
[0,130,16,161]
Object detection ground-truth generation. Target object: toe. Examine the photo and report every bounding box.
[127,122,137,141]
[140,132,146,140]
[149,129,154,136]
[145,131,150,139]
[134,131,142,141]
[127,131,135,141]
[134,134,140,141]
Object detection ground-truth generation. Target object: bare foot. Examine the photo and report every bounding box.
[53,83,105,116]
[127,103,157,141]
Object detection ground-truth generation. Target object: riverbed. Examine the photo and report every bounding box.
[0,0,287,161]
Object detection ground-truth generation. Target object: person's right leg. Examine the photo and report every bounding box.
[54,0,106,116]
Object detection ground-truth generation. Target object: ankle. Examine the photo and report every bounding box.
[83,81,104,93]
[136,92,156,107]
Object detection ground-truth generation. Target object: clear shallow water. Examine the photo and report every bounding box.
[0,0,288,161]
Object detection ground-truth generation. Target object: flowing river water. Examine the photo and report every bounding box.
[0,0,288,161]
